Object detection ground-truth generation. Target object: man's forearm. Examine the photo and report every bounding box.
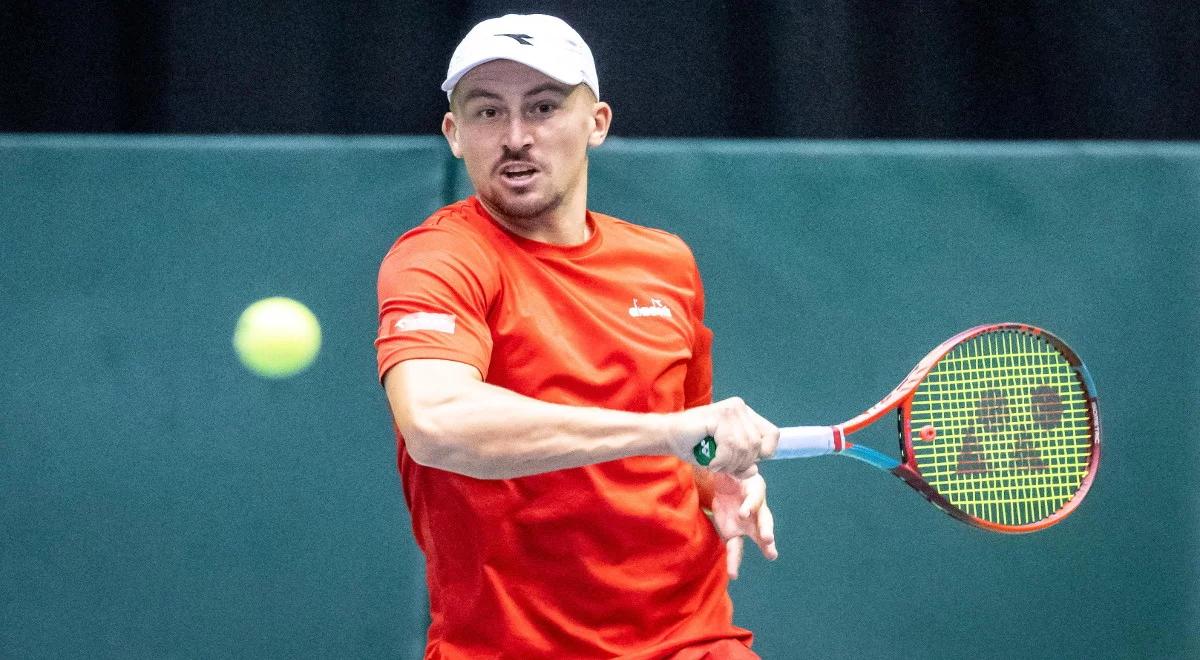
[387,360,690,479]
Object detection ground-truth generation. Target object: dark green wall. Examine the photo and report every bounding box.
[1,137,444,658]
[3,136,1197,658]
[587,140,1199,659]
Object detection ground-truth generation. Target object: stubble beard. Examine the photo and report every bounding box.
[482,187,564,224]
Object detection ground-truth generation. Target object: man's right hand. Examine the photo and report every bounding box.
[669,397,779,477]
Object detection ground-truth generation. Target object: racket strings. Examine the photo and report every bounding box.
[908,329,1095,527]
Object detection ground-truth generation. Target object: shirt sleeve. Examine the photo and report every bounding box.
[375,221,497,382]
[683,259,714,409]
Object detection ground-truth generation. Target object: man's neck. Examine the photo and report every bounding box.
[479,188,590,246]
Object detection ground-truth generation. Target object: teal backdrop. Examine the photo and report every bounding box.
[2,135,1197,658]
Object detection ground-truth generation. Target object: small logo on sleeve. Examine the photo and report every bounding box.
[628,298,672,318]
[395,312,456,334]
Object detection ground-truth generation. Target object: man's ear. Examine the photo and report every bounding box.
[442,112,463,158]
[588,101,613,148]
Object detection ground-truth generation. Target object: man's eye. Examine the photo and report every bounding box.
[535,103,555,114]
[478,108,497,118]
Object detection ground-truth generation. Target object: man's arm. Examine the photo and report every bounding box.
[384,358,777,480]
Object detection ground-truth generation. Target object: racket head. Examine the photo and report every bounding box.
[895,323,1100,532]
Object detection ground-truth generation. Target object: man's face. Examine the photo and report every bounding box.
[443,60,610,223]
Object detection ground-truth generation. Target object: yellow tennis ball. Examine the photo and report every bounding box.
[233,297,321,378]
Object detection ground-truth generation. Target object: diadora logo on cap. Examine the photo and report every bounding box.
[496,33,534,45]
[628,298,672,318]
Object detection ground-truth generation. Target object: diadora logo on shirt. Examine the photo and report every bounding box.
[628,298,672,318]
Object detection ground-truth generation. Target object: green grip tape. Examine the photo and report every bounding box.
[693,436,716,466]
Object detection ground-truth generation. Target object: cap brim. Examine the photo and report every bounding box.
[442,51,587,97]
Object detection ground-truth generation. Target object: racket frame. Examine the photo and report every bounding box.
[779,323,1101,533]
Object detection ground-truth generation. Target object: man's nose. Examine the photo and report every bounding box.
[503,116,533,151]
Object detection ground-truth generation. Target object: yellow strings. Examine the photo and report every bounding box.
[908,330,1094,526]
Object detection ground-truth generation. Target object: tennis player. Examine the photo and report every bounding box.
[376,14,778,658]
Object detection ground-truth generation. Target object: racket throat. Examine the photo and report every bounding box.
[840,443,902,470]
[832,425,902,470]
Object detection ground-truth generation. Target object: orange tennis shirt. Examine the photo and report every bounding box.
[375,197,752,658]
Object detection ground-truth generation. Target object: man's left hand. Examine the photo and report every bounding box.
[710,472,778,580]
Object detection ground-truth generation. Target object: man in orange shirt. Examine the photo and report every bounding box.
[376,14,780,658]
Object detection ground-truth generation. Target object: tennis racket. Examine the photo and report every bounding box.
[694,323,1100,533]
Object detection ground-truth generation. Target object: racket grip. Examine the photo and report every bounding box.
[693,436,718,466]
[772,426,838,460]
[692,426,838,466]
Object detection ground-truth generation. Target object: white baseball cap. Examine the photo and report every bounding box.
[441,14,599,102]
